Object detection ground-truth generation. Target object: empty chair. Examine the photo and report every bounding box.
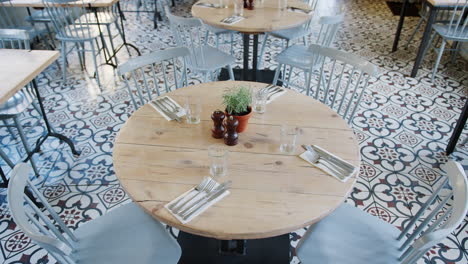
[43,0,113,87]
[0,29,48,176]
[271,14,343,90]
[275,44,377,124]
[258,0,320,68]
[118,47,190,109]
[165,6,235,82]
[296,160,468,264]
[426,0,468,81]
[204,24,236,55]
[7,162,182,264]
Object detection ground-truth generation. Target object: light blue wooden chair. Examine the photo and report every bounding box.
[296,160,468,264]
[165,6,235,82]
[275,44,377,124]
[43,0,113,87]
[426,0,468,81]
[0,29,48,176]
[118,46,190,109]
[204,24,236,55]
[257,0,319,68]
[7,162,182,264]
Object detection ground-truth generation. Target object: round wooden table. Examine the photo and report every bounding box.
[114,81,360,262]
[191,0,314,81]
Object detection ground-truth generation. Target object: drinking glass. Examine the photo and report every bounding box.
[233,0,244,16]
[278,0,287,11]
[218,0,228,8]
[185,96,201,124]
[280,125,300,154]
[209,145,228,178]
[252,88,267,114]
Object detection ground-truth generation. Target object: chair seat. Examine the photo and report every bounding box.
[25,10,52,23]
[433,23,468,41]
[275,45,318,70]
[269,25,309,41]
[297,203,403,264]
[0,90,34,116]
[57,25,101,41]
[188,45,236,71]
[76,12,118,25]
[205,24,234,35]
[73,202,181,264]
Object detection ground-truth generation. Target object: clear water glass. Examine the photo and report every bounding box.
[252,89,267,114]
[219,0,228,8]
[233,0,244,16]
[209,145,228,178]
[185,96,201,124]
[280,125,299,154]
[278,0,288,11]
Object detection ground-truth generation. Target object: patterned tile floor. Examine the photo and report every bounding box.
[0,0,467,263]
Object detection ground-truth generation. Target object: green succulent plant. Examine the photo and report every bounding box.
[222,86,252,115]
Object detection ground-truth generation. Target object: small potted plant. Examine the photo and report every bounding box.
[222,86,252,133]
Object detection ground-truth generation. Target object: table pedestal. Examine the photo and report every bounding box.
[177,231,290,264]
[219,33,282,83]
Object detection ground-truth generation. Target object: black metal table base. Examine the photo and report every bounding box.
[177,231,290,264]
[446,99,468,155]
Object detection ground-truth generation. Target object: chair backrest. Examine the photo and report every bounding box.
[314,14,344,47]
[0,1,25,28]
[42,0,95,40]
[0,28,30,49]
[7,163,78,264]
[441,0,468,39]
[118,46,190,109]
[165,6,207,68]
[398,161,468,264]
[307,44,378,124]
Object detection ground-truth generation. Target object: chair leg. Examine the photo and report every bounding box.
[2,120,16,138]
[431,39,447,82]
[286,66,293,88]
[75,43,85,71]
[60,41,67,86]
[404,17,424,49]
[227,65,235,80]
[450,41,460,63]
[258,34,269,69]
[0,147,14,168]
[303,36,308,46]
[13,116,39,176]
[90,41,102,88]
[203,72,209,83]
[273,64,281,85]
[204,30,209,45]
[106,24,118,65]
[230,33,234,55]
[305,70,311,96]
[215,35,220,49]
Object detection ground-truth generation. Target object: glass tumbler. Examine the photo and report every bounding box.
[278,0,288,11]
[219,0,228,8]
[185,96,201,124]
[252,89,267,114]
[233,0,244,16]
[209,145,228,178]
[280,125,300,154]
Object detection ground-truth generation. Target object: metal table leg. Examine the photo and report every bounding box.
[446,99,468,155]
[25,79,80,162]
[411,5,437,77]
[252,34,259,82]
[242,33,250,81]
[392,0,409,52]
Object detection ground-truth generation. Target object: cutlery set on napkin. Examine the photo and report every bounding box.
[165,177,231,223]
[287,6,313,14]
[149,96,185,122]
[259,84,287,104]
[299,145,357,182]
[220,15,244,25]
[195,2,218,8]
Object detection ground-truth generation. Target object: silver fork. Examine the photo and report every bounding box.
[168,177,210,210]
[177,180,217,216]
[172,179,216,214]
[306,150,346,179]
[162,97,181,113]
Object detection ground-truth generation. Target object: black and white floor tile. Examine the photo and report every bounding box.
[0,0,467,263]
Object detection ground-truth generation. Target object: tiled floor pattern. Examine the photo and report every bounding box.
[0,0,467,263]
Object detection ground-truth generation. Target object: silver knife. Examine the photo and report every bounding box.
[152,100,181,122]
[181,181,232,220]
[302,145,354,173]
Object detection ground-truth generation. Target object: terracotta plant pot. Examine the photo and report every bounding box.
[226,106,252,133]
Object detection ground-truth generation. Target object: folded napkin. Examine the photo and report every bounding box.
[299,145,357,182]
[266,88,287,104]
[195,2,218,8]
[287,7,313,15]
[220,15,244,25]
[165,180,230,224]
[150,96,185,121]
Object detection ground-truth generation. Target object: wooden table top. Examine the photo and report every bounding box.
[114,81,360,240]
[0,0,118,8]
[0,49,59,104]
[427,0,467,7]
[191,0,314,33]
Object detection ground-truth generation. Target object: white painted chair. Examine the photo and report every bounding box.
[165,6,235,82]
[274,44,378,124]
[118,46,190,109]
[7,162,182,264]
[297,160,468,264]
